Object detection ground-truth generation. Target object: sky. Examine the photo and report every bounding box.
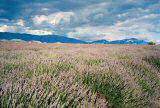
[0,0,160,42]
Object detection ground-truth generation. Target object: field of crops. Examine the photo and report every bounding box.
[0,42,160,108]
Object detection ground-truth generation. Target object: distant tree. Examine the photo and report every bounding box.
[148,41,156,45]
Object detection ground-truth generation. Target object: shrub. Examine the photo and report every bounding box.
[148,41,156,45]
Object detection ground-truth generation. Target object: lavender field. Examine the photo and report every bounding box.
[0,42,160,108]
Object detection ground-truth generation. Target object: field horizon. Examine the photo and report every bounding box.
[0,42,160,108]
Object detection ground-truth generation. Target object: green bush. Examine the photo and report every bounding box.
[148,41,156,45]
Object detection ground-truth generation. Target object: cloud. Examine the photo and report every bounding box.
[0,18,9,22]
[0,0,160,41]
[0,24,53,35]
[25,29,53,35]
[16,19,25,26]
[67,25,150,41]
[0,25,17,32]
[32,15,48,25]
[67,13,160,41]
[67,26,121,41]
[157,40,160,44]
[32,12,75,26]
[116,14,160,26]
[41,8,49,11]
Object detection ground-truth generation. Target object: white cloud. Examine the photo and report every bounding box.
[0,18,9,22]
[0,25,17,32]
[157,40,160,44]
[16,19,25,26]
[74,2,111,24]
[117,14,160,26]
[32,15,48,25]
[68,25,132,41]
[0,24,53,35]
[32,12,75,26]
[25,29,53,35]
[41,8,49,11]
[67,15,160,41]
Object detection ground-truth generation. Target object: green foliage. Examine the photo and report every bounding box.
[144,56,160,69]
[0,63,24,84]
[138,79,153,93]
[117,55,131,60]
[86,59,103,66]
[148,41,156,45]
[54,62,75,72]
[2,53,22,60]
[32,62,74,77]
[1,82,78,108]
[25,70,33,78]
[123,60,160,107]
[81,73,141,108]
[2,63,19,74]
[34,64,54,76]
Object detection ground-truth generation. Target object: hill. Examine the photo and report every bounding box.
[91,39,110,44]
[0,32,149,44]
[110,38,148,44]
[0,32,86,44]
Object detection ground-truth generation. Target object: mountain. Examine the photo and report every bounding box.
[0,32,86,44]
[110,38,148,45]
[89,38,148,45]
[0,32,149,45]
[91,39,109,44]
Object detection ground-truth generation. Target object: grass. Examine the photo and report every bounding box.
[23,62,74,78]
[0,42,160,108]
[1,78,79,108]
[85,59,103,66]
[0,63,25,84]
[82,73,125,107]
[122,60,160,107]
[2,63,20,74]
[54,62,75,72]
[81,72,145,108]
[144,56,160,69]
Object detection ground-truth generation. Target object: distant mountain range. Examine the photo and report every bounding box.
[0,32,86,44]
[109,38,148,45]
[0,32,149,45]
[91,40,110,44]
